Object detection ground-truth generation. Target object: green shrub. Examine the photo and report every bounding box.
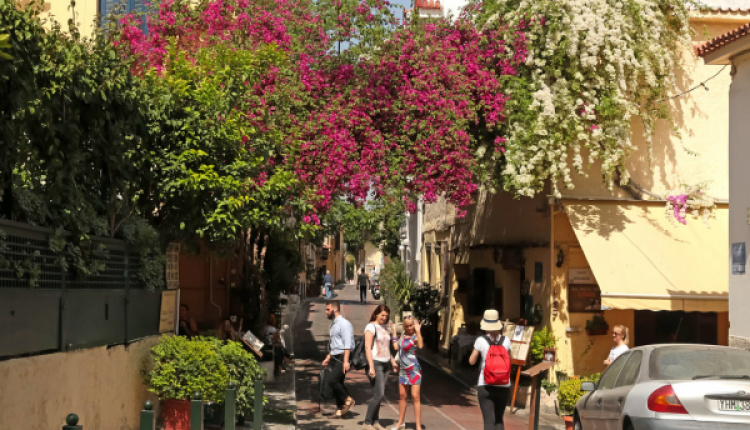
[557,373,602,416]
[215,339,264,414]
[144,335,229,402]
[557,378,582,416]
[380,259,416,315]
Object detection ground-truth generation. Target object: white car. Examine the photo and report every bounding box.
[574,344,750,429]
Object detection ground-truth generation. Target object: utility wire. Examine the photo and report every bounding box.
[657,64,728,102]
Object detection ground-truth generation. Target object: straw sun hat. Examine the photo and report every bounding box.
[480,309,503,331]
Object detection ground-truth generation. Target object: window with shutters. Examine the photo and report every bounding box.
[99,0,148,27]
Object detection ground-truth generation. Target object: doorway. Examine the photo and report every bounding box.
[634,310,718,346]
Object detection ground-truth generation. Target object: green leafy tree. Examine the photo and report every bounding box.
[0,1,165,285]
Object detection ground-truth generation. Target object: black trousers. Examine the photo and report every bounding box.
[327,355,350,408]
[360,285,367,302]
[477,385,510,430]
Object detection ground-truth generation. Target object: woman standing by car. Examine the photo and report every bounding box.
[363,305,399,430]
[604,324,629,366]
[469,309,512,430]
[390,315,423,430]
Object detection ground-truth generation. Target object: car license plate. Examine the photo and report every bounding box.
[719,399,750,411]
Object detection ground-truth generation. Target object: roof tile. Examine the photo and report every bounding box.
[696,22,750,57]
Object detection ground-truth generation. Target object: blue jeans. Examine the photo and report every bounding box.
[325,283,332,299]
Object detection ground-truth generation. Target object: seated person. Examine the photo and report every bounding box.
[178,304,198,337]
[216,317,241,342]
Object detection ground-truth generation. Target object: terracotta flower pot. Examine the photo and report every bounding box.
[562,414,574,430]
[162,399,191,430]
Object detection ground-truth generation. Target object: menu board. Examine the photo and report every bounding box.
[158,290,178,333]
[502,322,535,363]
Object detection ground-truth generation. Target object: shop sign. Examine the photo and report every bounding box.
[569,268,596,284]
[568,284,602,312]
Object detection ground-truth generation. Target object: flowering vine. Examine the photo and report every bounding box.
[468,0,691,198]
[666,185,715,225]
[110,0,529,225]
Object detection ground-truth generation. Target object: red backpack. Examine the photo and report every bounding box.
[483,335,511,385]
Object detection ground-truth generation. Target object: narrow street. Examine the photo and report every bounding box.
[292,283,539,430]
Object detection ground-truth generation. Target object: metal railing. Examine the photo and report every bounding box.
[0,219,161,358]
[62,378,265,430]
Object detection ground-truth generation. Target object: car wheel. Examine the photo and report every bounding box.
[573,414,582,430]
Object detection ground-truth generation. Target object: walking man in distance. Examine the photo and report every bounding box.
[321,300,356,418]
[358,268,369,303]
[324,269,334,300]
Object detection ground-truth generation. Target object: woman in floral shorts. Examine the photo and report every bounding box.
[390,315,424,430]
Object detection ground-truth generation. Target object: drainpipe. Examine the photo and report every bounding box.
[209,254,222,319]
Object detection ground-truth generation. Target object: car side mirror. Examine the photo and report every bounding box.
[581,381,596,392]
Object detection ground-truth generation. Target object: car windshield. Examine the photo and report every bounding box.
[650,346,750,380]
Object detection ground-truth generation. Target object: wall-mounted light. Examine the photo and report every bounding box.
[425,243,432,254]
[556,248,565,268]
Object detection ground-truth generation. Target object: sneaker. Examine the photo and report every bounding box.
[390,425,406,430]
[361,425,375,430]
[372,423,387,430]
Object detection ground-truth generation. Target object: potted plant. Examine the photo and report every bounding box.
[143,335,230,430]
[585,314,609,336]
[529,327,557,366]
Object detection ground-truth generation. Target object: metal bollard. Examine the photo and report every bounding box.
[140,401,155,430]
[190,392,203,430]
[225,383,237,430]
[63,413,82,430]
[253,376,263,430]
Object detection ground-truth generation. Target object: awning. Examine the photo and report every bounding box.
[564,201,728,312]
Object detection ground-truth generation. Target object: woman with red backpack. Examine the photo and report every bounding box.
[469,309,512,430]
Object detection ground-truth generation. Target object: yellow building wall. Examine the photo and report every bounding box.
[362,242,383,274]
[0,336,160,429]
[42,0,99,39]
[559,17,743,201]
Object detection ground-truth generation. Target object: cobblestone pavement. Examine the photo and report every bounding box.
[292,283,564,430]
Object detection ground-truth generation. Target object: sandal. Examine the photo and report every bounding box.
[340,397,356,415]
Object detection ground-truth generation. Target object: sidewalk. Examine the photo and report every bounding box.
[238,292,301,430]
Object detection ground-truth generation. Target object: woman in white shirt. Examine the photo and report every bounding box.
[363,305,399,430]
[469,309,512,430]
[604,324,629,366]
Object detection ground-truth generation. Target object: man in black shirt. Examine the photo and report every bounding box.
[357,268,369,303]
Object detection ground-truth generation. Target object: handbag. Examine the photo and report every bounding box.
[318,366,334,401]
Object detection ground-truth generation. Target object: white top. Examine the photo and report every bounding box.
[608,344,629,364]
[365,323,392,363]
[474,334,512,387]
